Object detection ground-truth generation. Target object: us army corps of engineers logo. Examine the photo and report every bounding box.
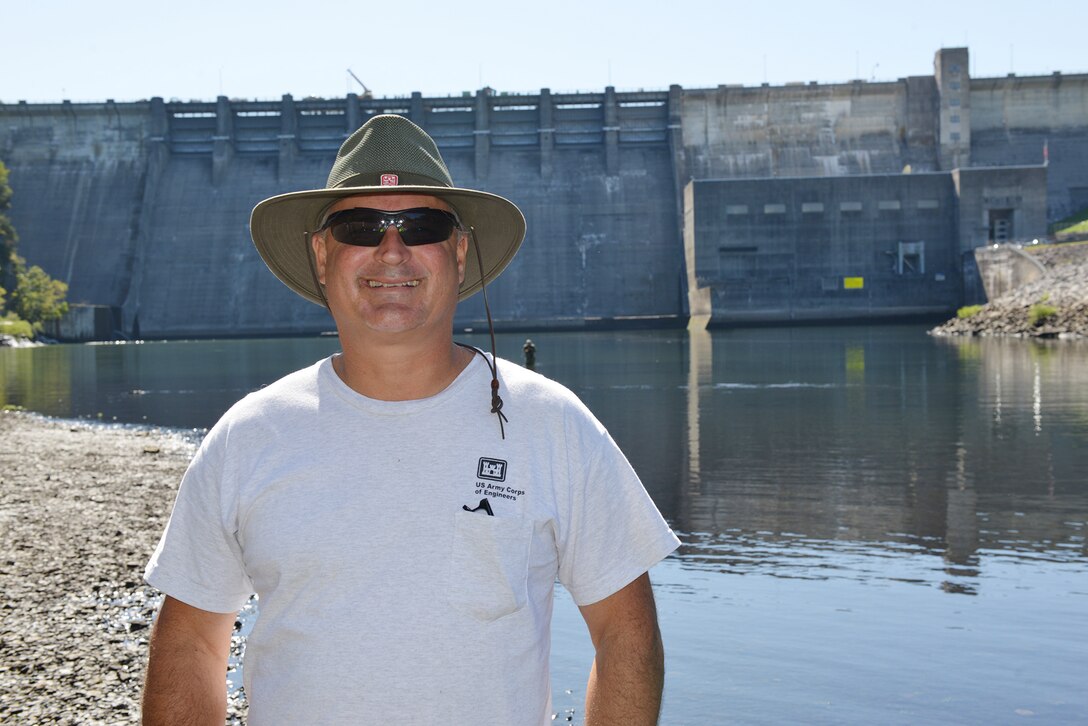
[471,457,524,502]
[478,458,506,481]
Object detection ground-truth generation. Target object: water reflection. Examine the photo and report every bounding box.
[0,338,341,427]
[685,327,712,490]
[1,328,1086,597]
[666,328,1087,596]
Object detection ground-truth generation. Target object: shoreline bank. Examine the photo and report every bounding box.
[0,412,246,723]
[931,242,1088,339]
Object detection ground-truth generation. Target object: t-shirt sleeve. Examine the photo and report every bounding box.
[144,428,254,613]
[556,425,680,607]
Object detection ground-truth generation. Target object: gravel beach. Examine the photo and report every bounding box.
[0,412,246,724]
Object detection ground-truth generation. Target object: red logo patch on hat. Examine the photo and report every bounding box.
[380,173,399,186]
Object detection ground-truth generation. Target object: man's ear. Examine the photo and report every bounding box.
[456,233,469,285]
[311,233,328,285]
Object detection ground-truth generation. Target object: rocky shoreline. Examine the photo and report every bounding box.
[0,334,42,348]
[0,412,247,724]
[931,242,1088,338]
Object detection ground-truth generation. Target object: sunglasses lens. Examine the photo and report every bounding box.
[325,208,457,247]
[397,210,457,245]
[327,213,384,246]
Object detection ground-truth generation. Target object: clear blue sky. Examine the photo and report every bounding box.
[4,0,1086,103]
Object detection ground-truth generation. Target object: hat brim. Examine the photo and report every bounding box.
[250,185,526,306]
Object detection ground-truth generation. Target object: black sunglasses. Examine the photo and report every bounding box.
[318,207,462,247]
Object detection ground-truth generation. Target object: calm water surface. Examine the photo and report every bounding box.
[2,326,1086,724]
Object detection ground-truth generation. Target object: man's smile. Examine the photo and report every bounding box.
[366,279,421,288]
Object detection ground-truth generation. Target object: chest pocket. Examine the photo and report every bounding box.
[448,511,532,622]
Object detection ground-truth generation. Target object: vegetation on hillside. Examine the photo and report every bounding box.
[956,305,983,319]
[1050,206,1088,237]
[0,160,69,339]
[0,160,17,284]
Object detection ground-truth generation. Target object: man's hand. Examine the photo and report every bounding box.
[142,595,236,725]
[578,573,665,726]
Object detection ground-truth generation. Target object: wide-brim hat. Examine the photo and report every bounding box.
[250,114,526,305]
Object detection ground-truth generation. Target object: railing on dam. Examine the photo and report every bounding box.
[160,89,672,157]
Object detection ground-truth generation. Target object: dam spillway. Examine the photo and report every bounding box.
[2,47,1086,338]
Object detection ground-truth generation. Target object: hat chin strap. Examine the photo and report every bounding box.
[456,226,508,440]
[307,227,508,440]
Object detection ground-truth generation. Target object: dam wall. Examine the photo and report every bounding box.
[1,101,152,321]
[680,77,940,179]
[685,173,962,324]
[677,47,1088,221]
[969,72,1088,219]
[1,46,1087,337]
[1,90,685,337]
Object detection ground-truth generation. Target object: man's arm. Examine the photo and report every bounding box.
[578,572,665,726]
[142,595,237,725]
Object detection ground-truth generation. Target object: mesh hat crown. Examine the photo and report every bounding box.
[250,114,526,305]
[327,115,451,189]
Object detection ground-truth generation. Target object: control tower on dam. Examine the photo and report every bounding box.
[2,47,1085,338]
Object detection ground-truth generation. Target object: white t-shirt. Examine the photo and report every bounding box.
[145,354,679,725]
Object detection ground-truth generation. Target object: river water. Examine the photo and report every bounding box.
[2,326,1086,724]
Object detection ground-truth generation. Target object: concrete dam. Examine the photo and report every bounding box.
[2,47,1087,338]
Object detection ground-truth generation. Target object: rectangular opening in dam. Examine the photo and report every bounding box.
[989,209,1013,243]
[897,241,926,275]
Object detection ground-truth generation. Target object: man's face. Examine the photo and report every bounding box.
[312,193,468,338]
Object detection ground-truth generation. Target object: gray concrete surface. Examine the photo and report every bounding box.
[1,47,1084,337]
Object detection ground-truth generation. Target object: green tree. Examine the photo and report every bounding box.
[0,160,70,337]
[10,255,68,331]
[0,160,18,289]
[1,283,33,339]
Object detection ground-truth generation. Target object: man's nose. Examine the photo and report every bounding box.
[375,226,410,263]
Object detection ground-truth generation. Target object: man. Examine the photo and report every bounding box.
[143,114,679,725]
